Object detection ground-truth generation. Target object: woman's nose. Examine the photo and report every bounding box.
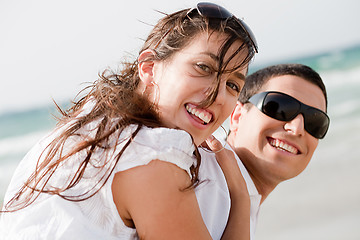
[214,81,226,105]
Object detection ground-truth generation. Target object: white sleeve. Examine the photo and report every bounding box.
[114,126,197,178]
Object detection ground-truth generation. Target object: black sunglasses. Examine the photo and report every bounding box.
[248,91,330,139]
[187,2,258,53]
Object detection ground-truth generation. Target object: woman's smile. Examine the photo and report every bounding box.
[185,103,213,125]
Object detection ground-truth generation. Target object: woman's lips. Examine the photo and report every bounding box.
[185,103,213,125]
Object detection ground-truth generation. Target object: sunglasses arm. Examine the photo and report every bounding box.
[247,92,267,110]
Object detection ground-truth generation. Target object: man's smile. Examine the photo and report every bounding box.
[267,137,300,155]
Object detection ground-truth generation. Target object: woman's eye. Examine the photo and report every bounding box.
[196,63,212,74]
[226,81,241,93]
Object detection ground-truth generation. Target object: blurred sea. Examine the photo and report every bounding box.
[1,44,360,239]
[254,44,360,239]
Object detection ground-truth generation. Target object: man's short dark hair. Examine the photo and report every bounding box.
[239,64,327,110]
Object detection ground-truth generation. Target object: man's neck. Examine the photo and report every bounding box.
[247,170,277,204]
[227,138,279,204]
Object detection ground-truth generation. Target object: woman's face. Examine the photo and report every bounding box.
[150,32,248,145]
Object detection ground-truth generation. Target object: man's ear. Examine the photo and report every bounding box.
[138,49,156,86]
[230,101,245,133]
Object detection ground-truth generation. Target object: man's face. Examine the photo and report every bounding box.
[229,75,327,182]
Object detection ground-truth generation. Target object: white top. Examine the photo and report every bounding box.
[0,121,196,239]
[196,143,262,240]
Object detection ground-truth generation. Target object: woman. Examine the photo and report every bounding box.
[0,2,257,239]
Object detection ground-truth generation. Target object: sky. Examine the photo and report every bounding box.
[1,0,360,114]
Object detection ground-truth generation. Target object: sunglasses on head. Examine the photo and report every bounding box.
[187,2,258,53]
[248,91,330,139]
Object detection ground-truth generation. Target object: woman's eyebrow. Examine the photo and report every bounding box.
[199,52,219,62]
[198,52,246,80]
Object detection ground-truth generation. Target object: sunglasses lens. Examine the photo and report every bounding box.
[197,2,232,19]
[304,108,330,139]
[262,93,300,121]
[256,92,330,139]
[196,2,258,53]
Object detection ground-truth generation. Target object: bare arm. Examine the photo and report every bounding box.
[112,160,212,240]
[206,135,250,240]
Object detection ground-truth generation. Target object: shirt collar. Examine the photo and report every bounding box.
[225,143,261,198]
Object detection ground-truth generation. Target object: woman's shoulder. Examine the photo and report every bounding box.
[114,125,197,176]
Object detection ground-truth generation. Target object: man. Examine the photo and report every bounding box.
[196,63,330,239]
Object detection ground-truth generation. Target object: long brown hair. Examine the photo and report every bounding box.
[4,6,256,212]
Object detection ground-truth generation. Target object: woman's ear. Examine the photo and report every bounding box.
[229,101,244,133]
[138,49,157,86]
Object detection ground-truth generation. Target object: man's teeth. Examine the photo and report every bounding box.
[186,105,211,124]
[269,138,298,154]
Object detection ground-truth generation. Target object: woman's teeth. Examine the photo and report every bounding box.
[269,138,299,154]
[186,104,212,124]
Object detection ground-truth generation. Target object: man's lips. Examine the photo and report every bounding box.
[185,103,213,125]
[267,137,300,155]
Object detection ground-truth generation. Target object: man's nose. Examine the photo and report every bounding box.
[284,114,306,137]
